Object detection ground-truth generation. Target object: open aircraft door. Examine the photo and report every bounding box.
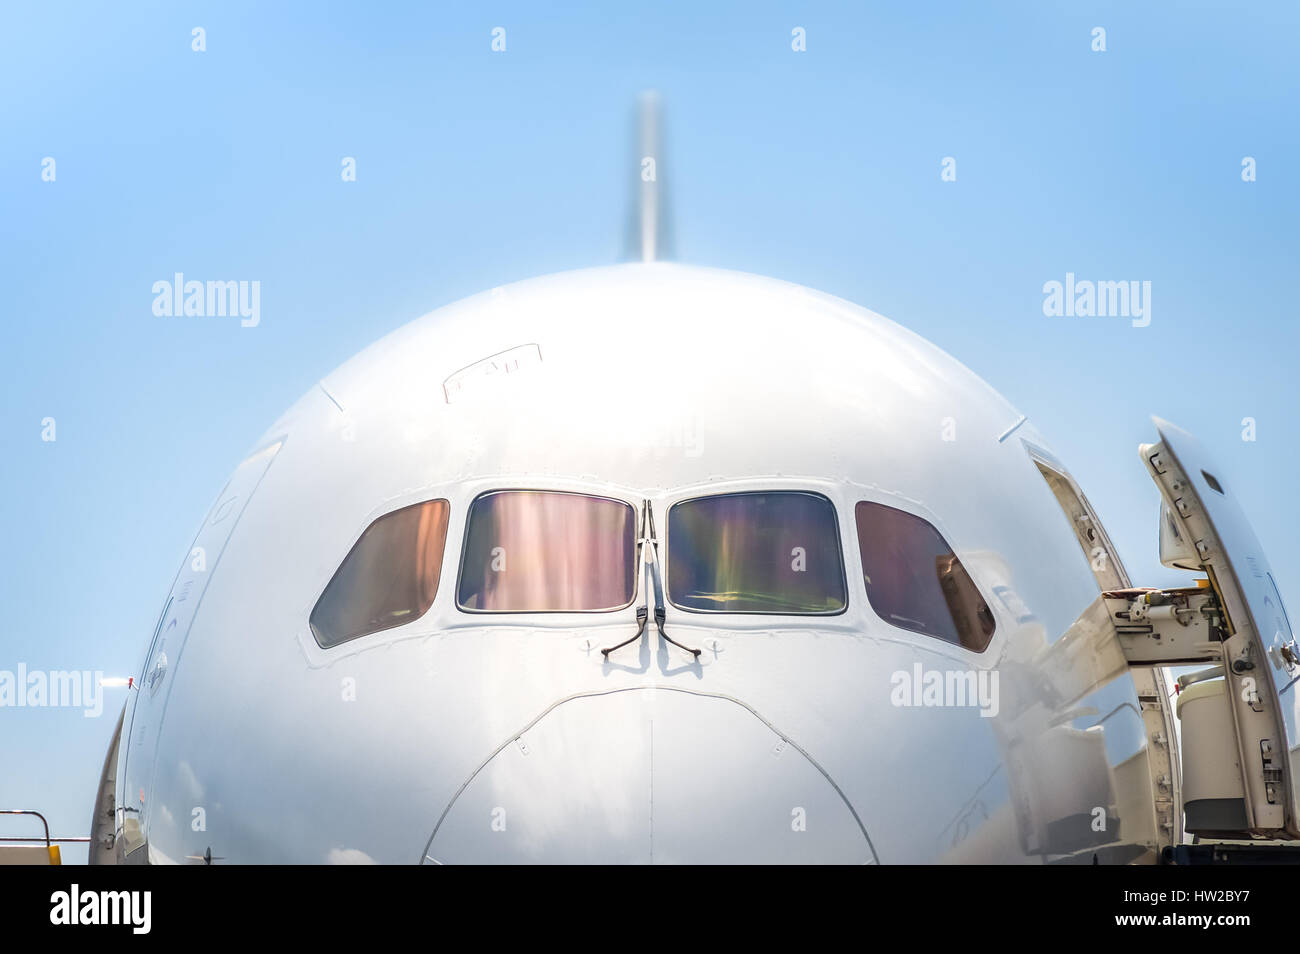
[1113,417,1298,839]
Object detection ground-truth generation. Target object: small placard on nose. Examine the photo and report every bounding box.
[443,343,543,405]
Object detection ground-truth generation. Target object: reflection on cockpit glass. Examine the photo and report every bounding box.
[855,501,995,652]
[667,491,846,614]
[310,498,450,648]
[457,490,636,612]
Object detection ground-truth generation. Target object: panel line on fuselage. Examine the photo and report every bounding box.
[417,684,879,865]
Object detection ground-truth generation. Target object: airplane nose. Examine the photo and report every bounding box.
[423,687,873,863]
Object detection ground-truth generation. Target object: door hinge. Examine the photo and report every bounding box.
[1106,586,1227,665]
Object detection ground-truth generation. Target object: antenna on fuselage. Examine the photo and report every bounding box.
[626,90,672,263]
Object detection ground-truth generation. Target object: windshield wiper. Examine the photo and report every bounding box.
[602,503,650,658]
[601,604,648,659]
[602,499,699,658]
[645,500,700,657]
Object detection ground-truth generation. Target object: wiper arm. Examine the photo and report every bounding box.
[601,499,699,658]
[602,502,650,658]
[601,605,647,659]
[646,500,700,657]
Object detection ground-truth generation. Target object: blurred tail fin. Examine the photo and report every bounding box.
[626,91,672,262]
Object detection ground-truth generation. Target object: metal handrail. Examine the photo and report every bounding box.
[0,809,89,846]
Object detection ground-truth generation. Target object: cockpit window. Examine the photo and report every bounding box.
[854,501,995,651]
[457,491,636,612]
[310,499,450,648]
[667,491,846,614]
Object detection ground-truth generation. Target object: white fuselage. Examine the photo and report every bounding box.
[113,264,1167,863]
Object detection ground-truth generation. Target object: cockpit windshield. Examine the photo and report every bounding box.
[854,501,995,651]
[310,498,450,648]
[666,491,846,614]
[457,490,637,612]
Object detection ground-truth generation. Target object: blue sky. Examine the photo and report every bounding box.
[2,1,1298,861]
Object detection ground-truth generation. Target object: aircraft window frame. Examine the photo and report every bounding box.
[664,490,849,617]
[454,488,639,615]
[853,500,996,653]
[309,497,451,649]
